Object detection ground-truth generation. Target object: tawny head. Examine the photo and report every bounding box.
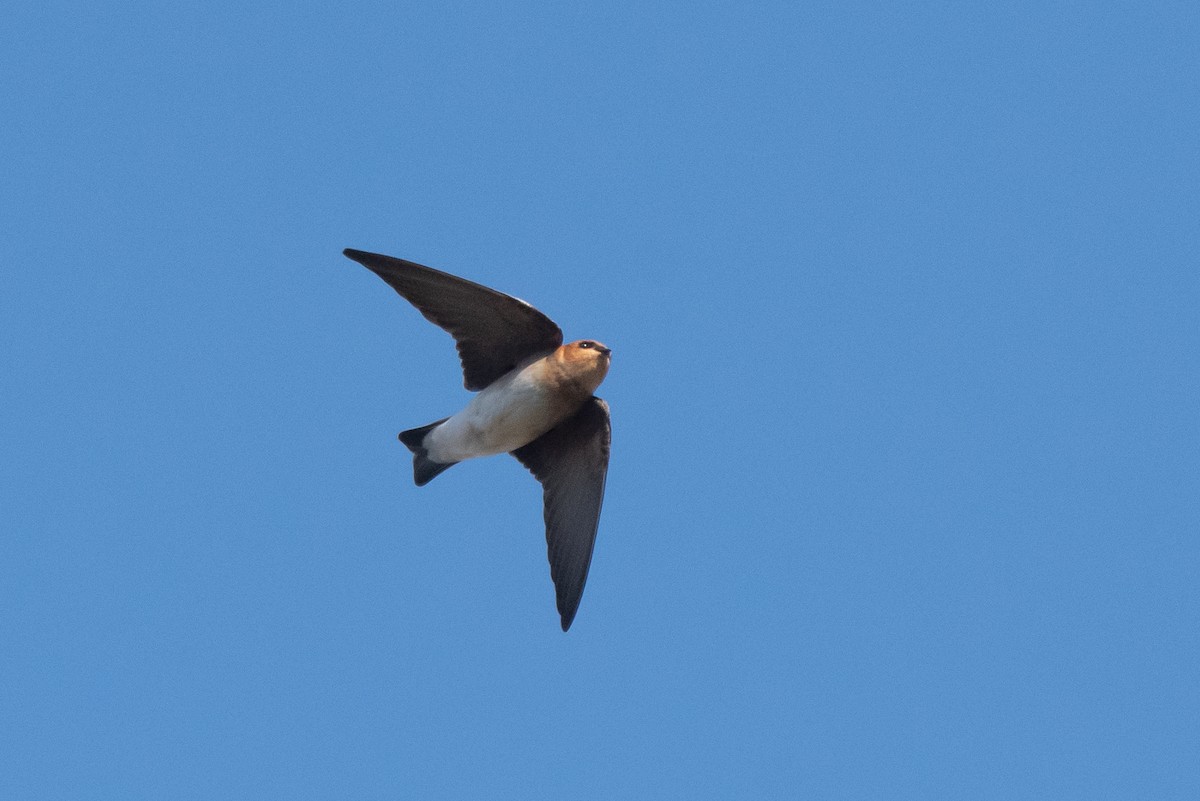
[554,339,612,394]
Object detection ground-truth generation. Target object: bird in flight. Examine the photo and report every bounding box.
[343,249,613,631]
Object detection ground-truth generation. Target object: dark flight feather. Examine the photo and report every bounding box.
[344,249,563,391]
[512,398,611,631]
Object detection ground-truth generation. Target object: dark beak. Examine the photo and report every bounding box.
[597,346,612,355]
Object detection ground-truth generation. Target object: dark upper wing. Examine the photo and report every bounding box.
[511,397,611,631]
[343,249,563,391]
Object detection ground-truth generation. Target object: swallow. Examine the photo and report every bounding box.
[343,248,613,631]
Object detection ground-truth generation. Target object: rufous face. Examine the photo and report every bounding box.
[558,340,612,394]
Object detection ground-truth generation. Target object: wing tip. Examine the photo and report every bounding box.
[556,587,585,633]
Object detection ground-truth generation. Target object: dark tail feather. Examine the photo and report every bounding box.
[399,418,458,486]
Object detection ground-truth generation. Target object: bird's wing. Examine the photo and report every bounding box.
[344,249,564,391]
[511,397,611,631]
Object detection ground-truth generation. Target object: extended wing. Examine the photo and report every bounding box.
[344,249,563,391]
[511,397,611,631]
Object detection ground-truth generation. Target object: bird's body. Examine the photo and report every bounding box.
[342,248,613,630]
[425,348,604,463]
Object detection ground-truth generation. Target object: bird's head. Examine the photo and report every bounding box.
[556,340,612,394]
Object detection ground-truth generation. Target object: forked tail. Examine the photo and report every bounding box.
[398,419,458,486]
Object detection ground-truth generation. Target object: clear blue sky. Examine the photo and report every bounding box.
[3,2,1198,798]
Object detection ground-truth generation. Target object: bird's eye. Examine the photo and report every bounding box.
[579,341,592,348]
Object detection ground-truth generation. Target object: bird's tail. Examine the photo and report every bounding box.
[398,419,458,486]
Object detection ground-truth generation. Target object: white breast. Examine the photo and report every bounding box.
[425,359,568,463]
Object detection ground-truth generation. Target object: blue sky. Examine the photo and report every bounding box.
[3,1,1198,798]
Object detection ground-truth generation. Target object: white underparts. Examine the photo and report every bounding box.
[424,359,576,463]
